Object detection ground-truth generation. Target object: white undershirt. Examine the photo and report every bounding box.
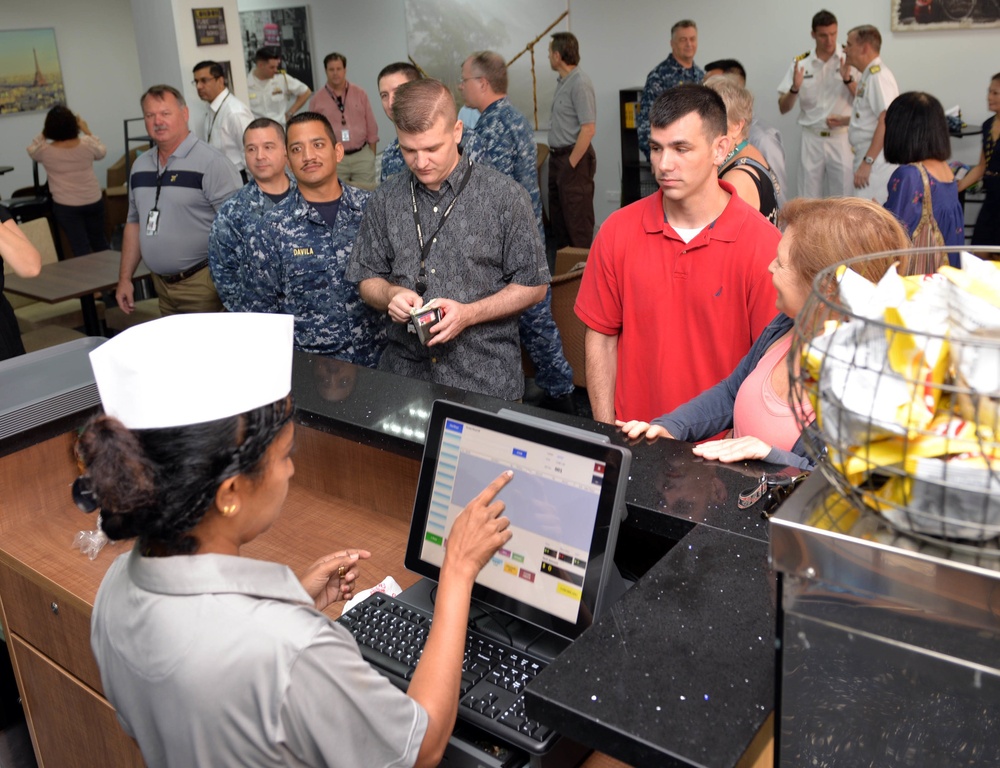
[672,225,704,243]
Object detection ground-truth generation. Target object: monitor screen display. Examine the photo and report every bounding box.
[406,402,631,640]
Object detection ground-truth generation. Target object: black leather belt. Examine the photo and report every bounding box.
[549,145,574,156]
[344,144,368,155]
[159,259,208,284]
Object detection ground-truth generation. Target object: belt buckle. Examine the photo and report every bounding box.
[820,130,831,137]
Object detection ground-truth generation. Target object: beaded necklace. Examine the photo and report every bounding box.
[720,139,749,169]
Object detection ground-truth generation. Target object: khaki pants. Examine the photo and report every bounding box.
[339,147,377,190]
[152,267,224,315]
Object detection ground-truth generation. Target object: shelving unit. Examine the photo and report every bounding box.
[122,117,153,183]
[619,87,656,207]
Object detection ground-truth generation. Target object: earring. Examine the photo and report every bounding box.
[221,504,238,517]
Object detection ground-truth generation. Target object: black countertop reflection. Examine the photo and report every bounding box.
[294,353,776,542]
[292,354,778,766]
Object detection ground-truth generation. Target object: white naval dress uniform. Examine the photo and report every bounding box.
[778,51,855,198]
[246,70,310,126]
[848,56,899,205]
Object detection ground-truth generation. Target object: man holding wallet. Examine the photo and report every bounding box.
[347,79,548,401]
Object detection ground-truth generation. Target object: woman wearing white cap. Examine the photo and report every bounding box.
[80,313,513,768]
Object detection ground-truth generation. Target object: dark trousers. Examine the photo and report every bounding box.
[548,144,596,250]
[52,199,109,257]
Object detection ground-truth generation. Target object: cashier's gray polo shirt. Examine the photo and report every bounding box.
[127,132,241,275]
[91,548,428,768]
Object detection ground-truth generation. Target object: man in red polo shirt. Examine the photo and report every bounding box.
[575,85,779,425]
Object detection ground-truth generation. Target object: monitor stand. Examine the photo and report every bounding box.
[396,579,572,662]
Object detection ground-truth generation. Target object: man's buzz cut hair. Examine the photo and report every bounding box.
[378,61,421,86]
[649,84,727,140]
[286,111,338,145]
[812,10,837,30]
[244,117,286,145]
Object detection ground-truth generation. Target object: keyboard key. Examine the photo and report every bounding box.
[357,642,412,680]
[339,594,557,750]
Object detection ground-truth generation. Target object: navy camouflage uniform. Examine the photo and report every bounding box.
[209,177,295,312]
[380,138,406,183]
[247,183,386,365]
[637,54,705,161]
[469,96,574,398]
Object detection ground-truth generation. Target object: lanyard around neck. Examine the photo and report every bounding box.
[207,92,229,141]
[410,159,474,293]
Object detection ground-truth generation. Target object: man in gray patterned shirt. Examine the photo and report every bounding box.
[347,79,549,400]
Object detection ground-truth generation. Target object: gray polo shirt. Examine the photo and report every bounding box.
[127,132,241,275]
[548,67,596,149]
[91,548,427,768]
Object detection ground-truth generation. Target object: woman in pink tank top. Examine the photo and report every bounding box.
[27,105,109,257]
[617,198,909,469]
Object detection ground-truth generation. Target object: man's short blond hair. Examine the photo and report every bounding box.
[704,75,753,136]
[392,78,457,134]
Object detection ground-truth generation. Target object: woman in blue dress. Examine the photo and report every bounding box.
[883,92,964,266]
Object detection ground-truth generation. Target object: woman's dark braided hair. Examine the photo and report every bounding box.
[75,397,293,555]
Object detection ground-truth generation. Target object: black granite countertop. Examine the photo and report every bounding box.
[526,525,775,767]
[292,354,781,767]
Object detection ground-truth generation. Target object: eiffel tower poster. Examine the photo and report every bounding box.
[0,28,66,116]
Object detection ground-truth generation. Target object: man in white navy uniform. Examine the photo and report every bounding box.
[777,9,855,198]
[246,47,312,126]
[836,25,899,204]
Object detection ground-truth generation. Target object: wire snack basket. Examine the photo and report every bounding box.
[789,246,1000,556]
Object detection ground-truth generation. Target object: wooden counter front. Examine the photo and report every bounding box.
[0,424,628,768]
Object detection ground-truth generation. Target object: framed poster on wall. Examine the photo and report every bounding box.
[193,7,229,46]
[892,0,1000,30]
[0,28,66,116]
[239,6,314,90]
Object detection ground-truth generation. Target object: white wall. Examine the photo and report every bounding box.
[0,0,144,199]
[5,0,995,227]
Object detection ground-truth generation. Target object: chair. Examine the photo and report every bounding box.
[549,266,587,389]
[20,325,88,353]
[6,218,104,334]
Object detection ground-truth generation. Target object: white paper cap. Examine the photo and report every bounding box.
[89,313,294,430]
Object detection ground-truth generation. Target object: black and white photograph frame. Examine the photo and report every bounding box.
[892,0,1000,31]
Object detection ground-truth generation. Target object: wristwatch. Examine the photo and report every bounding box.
[863,156,875,165]
[843,76,854,85]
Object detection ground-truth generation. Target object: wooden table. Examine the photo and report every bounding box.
[3,249,149,336]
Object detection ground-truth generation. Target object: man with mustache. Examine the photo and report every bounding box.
[246,112,385,364]
[116,85,241,316]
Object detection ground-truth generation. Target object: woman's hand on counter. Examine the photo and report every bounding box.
[691,436,771,464]
[299,549,372,611]
[615,419,673,441]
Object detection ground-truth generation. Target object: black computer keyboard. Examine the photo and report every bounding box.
[337,593,558,754]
